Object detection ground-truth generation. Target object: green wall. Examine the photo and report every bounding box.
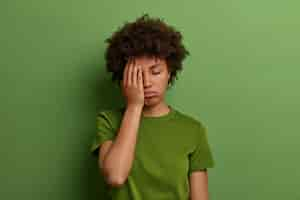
[1,0,299,199]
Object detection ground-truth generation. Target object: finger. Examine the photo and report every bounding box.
[127,57,134,86]
[123,57,130,87]
[131,58,136,85]
[126,57,134,86]
[132,64,138,87]
[137,66,143,91]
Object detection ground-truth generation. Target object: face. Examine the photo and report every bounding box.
[133,55,171,107]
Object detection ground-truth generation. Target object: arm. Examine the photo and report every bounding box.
[100,105,142,187]
[189,169,210,200]
[99,57,144,187]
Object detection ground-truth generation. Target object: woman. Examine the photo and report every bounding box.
[90,14,215,200]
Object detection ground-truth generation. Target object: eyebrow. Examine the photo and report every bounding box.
[149,63,161,69]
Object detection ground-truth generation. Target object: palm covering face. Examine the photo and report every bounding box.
[121,57,144,107]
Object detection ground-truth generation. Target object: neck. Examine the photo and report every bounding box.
[142,101,170,117]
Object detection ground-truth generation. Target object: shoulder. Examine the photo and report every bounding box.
[173,108,207,139]
[174,108,206,129]
[97,107,123,117]
[96,107,124,129]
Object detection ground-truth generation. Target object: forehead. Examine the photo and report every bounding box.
[134,55,165,68]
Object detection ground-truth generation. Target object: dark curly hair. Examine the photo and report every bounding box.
[104,13,190,88]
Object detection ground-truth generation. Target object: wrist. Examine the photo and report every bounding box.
[126,104,143,113]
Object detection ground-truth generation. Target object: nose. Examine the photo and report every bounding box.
[143,72,152,88]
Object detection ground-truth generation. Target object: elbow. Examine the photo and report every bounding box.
[105,174,127,187]
[101,165,127,188]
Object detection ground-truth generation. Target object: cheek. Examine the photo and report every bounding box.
[154,75,169,91]
[161,74,170,85]
[152,76,168,87]
[155,72,169,82]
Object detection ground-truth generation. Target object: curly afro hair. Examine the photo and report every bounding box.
[104,13,190,88]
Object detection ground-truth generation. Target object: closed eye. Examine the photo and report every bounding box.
[152,71,161,75]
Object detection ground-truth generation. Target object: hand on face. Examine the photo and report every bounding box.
[121,57,144,108]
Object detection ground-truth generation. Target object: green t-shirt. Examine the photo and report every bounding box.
[90,105,215,200]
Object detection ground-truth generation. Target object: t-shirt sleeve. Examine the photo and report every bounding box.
[188,123,215,176]
[89,111,116,157]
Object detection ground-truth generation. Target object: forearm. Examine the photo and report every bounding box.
[189,171,209,200]
[103,105,142,185]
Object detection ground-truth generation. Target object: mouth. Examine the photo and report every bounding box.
[144,92,157,98]
[145,95,156,99]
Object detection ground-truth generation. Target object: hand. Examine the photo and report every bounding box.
[121,57,144,108]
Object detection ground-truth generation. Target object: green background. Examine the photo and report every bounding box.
[1,0,299,199]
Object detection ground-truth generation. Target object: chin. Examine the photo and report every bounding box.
[144,97,160,106]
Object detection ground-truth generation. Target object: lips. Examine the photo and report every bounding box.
[144,92,157,97]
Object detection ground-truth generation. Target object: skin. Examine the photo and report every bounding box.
[121,54,171,116]
[189,170,210,200]
[99,55,210,199]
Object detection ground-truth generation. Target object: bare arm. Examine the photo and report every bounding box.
[100,57,144,187]
[100,105,142,187]
[189,170,210,200]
